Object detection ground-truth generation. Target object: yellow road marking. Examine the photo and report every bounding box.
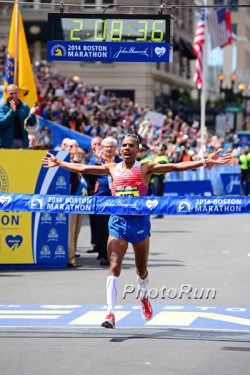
[146,312,250,327]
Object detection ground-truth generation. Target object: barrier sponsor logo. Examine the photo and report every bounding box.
[41,213,52,224]
[29,198,44,210]
[55,213,67,225]
[177,199,193,213]
[48,228,59,241]
[56,176,67,190]
[98,198,141,213]
[146,199,158,210]
[220,173,241,194]
[54,245,66,259]
[155,47,166,57]
[40,245,51,259]
[0,195,12,208]
[50,44,67,58]
[5,235,23,251]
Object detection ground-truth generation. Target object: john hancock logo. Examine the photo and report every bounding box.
[5,235,23,251]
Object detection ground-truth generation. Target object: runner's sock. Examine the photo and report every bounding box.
[106,275,118,314]
[137,275,149,300]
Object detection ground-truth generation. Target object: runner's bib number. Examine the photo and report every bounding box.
[115,186,139,196]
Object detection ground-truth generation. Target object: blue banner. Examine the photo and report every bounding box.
[38,117,92,151]
[47,41,172,63]
[0,194,249,216]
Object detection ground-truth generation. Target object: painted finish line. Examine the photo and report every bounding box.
[0,305,250,331]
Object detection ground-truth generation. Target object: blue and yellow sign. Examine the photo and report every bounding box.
[0,150,69,268]
[47,14,173,63]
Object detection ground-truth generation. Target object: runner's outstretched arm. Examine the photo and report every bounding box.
[147,150,232,174]
[42,152,110,176]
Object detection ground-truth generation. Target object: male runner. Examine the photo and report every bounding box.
[42,134,231,329]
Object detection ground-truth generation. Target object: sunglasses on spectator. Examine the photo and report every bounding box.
[121,134,140,145]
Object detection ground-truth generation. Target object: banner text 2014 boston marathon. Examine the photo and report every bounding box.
[0,194,250,216]
[47,42,172,63]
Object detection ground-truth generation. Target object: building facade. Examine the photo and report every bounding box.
[0,0,249,111]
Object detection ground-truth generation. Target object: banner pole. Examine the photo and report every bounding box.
[14,0,19,84]
[199,0,207,181]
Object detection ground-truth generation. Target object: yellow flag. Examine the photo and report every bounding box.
[3,3,37,107]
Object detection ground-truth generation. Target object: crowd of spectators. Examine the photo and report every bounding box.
[30,60,241,163]
[0,52,243,162]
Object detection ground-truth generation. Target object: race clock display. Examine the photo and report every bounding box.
[47,13,173,63]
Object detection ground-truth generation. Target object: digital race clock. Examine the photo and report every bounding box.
[47,14,173,63]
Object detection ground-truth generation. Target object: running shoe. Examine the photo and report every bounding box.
[140,298,153,320]
[101,313,115,329]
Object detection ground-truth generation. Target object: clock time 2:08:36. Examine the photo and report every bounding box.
[58,18,166,42]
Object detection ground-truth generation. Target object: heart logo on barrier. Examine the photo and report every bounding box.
[155,47,166,57]
[146,199,158,210]
[5,235,23,251]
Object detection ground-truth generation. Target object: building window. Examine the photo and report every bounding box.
[82,0,114,6]
[214,0,224,6]
[228,0,238,12]
[232,23,237,35]
[23,0,52,8]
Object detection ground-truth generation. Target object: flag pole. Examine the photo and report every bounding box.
[199,0,207,181]
[14,0,19,84]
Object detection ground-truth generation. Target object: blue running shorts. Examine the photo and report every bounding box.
[109,215,151,243]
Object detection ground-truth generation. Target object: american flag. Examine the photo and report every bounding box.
[192,10,205,90]
[207,8,232,49]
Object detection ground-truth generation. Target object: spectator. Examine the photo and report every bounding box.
[0,84,38,149]
[67,139,83,268]
[37,125,53,149]
[28,134,36,149]
[87,136,122,266]
[85,136,103,255]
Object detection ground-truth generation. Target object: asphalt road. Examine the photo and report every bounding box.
[1,214,250,375]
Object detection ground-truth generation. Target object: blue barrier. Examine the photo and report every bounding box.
[164,180,214,196]
[165,165,241,195]
[0,193,249,215]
